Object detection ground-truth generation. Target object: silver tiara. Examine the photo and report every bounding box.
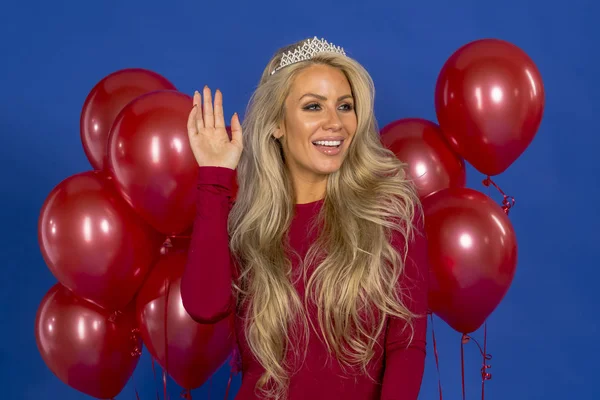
[270,36,346,75]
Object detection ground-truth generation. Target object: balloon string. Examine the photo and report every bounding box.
[224,368,234,400]
[163,370,169,400]
[207,376,213,400]
[151,358,161,400]
[163,277,172,400]
[229,346,242,374]
[224,339,242,399]
[461,328,493,400]
[224,347,241,399]
[428,312,444,400]
[481,323,492,399]
[462,334,493,375]
[460,335,466,400]
[135,388,141,400]
[482,177,515,215]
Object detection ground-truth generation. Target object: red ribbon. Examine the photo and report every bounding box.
[224,347,242,399]
[224,370,235,400]
[428,311,444,400]
[151,356,161,400]
[460,323,493,400]
[163,276,172,400]
[480,323,492,398]
[482,177,515,215]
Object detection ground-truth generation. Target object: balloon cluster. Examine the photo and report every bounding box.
[34,38,544,398]
[380,39,544,334]
[35,69,235,399]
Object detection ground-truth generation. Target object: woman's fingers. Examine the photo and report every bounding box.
[214,89,225,129]
[230,112,242,145]
[193,90,203,132]
[187,103,198,137]
[192,90,201,108]
[203,86,214,128]
[191,86,232,141]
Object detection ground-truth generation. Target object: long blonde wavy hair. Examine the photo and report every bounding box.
[227,38,421,399]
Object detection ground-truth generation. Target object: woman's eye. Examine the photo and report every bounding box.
[303,103,321,111]
[303,103,354,111]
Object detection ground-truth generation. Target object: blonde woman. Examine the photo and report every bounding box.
[182,37,429,400]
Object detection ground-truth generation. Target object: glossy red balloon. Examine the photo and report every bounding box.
[136,247,235,389]
[107,90,198,235]
[435,39,545,176]
[380,118,466,198]
[423,187,518,333]
[80,68,177,170]
[35,284,142,399]
[38,171,162,311]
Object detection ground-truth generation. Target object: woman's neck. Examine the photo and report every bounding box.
[291,173,327,205]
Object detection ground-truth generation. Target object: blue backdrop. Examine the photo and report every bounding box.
[1,0,597,399]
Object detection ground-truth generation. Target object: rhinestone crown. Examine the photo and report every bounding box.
[271,36,346,75]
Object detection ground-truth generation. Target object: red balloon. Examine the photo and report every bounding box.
[422,187,518,333]
[107,90,198,235]
[136,247,235,389]
[380,118,466,198]
[35,284,142,399]
[38,170,162,311]
[80,68,177,170]
[435,39,545,176]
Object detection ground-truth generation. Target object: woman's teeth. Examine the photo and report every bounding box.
[313,140,342,147]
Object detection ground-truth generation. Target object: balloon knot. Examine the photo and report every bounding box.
[161,237,173,255]
[461,334,470,345]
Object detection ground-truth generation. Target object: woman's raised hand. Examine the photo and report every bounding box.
[187,86,243,170]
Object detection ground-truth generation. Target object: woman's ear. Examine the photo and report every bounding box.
[273,125,284,140]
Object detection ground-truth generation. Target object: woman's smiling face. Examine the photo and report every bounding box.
[275,63,357,181]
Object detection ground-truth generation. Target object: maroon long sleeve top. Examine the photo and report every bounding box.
[181,167,429,399]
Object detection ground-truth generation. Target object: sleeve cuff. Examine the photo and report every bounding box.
[196,166,236,191]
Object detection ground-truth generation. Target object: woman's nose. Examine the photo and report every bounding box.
[323,109,343,131]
